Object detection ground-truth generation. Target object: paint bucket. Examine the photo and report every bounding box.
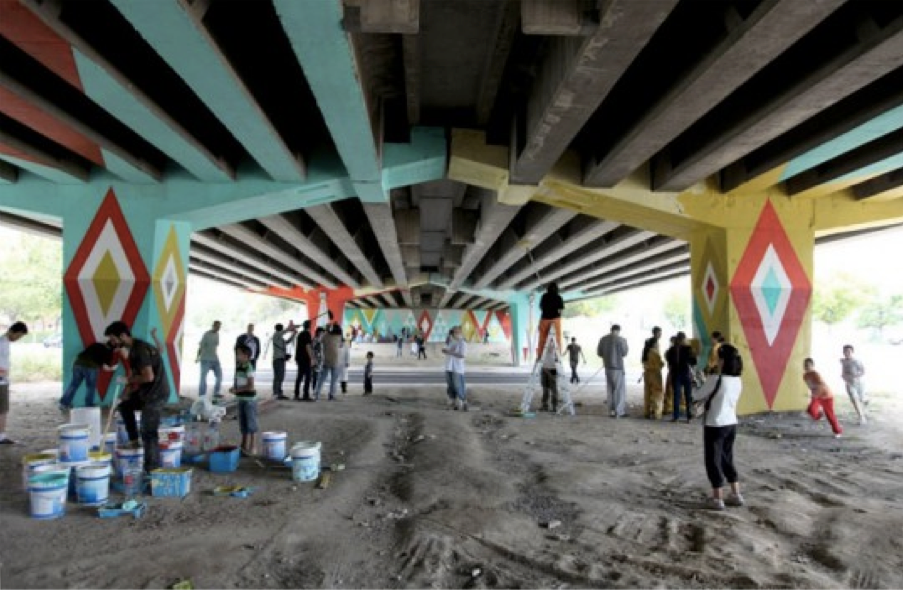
[115,447,144,480]
[27,473,68,520]
[103,433,117,454]
[40,448,60,460]
[159,441,183,468]
[262,431,288,462]
[158,425,186,444]
[59,424,91,463]
[122,468,143,497]
[184,423,203,455]
[76,462,111,506]
[202,423,219,452]
[70,407,102,450]
[64,460,91,500]
[89,450,113,469]
[21,453,57,490]
[290,441,321,482]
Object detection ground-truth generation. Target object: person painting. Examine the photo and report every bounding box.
[692,343,744,511]
[641,327,665,420]
[803,358,843,438]
[104,320,169,474]
[539,338,559,413]
[58,341,120,411]
[536,282,564,360]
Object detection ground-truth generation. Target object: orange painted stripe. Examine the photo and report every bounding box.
[0,0,83,89]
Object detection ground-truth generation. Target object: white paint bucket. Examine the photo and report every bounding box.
[158,425,186,444]
[76,462,111,506]
[27,473,68,520]
[70,407,101,450]
[290,441,321,482]
[184,422,203,455]
[159,441,183,468]
[262,431,288,461]
[58,424,91,463]
[21,453,57,490]
[115,447,144,480]
[103,433,117,454]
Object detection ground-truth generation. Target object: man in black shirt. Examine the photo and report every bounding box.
[58,342,118,410]
[664,331,697,423]
[104,320,170,473]
[293,320,315,401]
[235,324,261,369]
[537,282,564,359]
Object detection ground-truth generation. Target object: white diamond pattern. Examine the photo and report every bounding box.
[750,244,792,346]
[701,261,719,314]
[79,220,137,340]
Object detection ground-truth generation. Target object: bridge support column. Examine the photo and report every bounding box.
[507,293,537,367]
[688,193,814,414]
[298,287,355,332]
[61,188,189,406]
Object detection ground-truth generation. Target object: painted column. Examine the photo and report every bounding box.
[301,287,354,331]
[62,188,189,406]
[690,195,814,414]
[508,293,532,367]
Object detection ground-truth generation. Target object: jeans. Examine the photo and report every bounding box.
[294,362,313,398]
[315,365,340,400]
[703,425,738,489]
[272,359,286,395]
[120,392,164,473]
[60,365,99,407]
[199,360,222,397]
[445,371,466,401]
[672,372,693,420]
[238,399,258,434]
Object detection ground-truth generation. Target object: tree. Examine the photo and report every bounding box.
[812,284,861,329]
[0,231,62,327]
[663,292,689,331]
[563,295,618,318]
[857,293,903,336]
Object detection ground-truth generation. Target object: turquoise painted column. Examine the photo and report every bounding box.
[508,293,534,367]
[61,187,189,406]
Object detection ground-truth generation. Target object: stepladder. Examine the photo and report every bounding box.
[520,326,576,416]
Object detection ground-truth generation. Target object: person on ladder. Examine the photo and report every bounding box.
[540,338,559,412]
[536,282,564,361]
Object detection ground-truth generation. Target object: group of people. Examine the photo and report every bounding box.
[395,327,427,359]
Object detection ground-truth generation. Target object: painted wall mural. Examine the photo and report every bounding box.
[729,201,812,409]
[63,188,149,401]
[343,308,511,343]
[152,225,187,395]
[692,234,729,369]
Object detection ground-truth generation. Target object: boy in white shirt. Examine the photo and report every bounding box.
[442,326,468,411]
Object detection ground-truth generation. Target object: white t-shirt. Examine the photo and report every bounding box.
[444,338,467,374]
[695,374,741,427]
[0,334,10,383]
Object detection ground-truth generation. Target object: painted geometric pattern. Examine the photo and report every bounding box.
[430,311,449,343]
[153,225,186,337]
[730,201,811,409]
[417,310,434,341]
[167,298,185,394]
[496,310,512,340]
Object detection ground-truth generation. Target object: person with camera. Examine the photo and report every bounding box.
[270,321,297,400]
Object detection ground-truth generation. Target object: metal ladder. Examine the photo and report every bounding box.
[519,325,575,416]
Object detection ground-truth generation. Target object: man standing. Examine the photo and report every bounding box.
[104,320,169,474]
[565,337,586,384]
[197,320,222,399]
[664,331,697,423]
[442,326,468,411]
[315,324,344,401]
[235,323,261,369]
[270,321,297,399]
[597,324,629,418]
[0,321,29,444]
[293,320,315,401]
[641,327,665,420]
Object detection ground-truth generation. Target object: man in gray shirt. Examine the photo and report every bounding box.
[197,320,222,398]
[597,324,629,418]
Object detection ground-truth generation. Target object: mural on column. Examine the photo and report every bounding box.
[153,225,186,395]
[692,234,728,367]
[729,201,812,409]
[342,308,510,343]
[63,188,149,402]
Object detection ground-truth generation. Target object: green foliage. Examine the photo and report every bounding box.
[562,295,618,318]
[812,282,862,326]
[0,232,62,325]
[663,292,689,330]
[857,293,903,335]
[13,349,63,382]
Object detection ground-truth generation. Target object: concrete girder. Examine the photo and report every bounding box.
[219,223,336,289]
[520,229,656,291]
[363,202,407,287]
[378,292,397,308]
[401,289,414,307]
[0,128,89,182]
[112,0,305,182]
[305,204,383,288]
[189,243,293,289]
[344,0,420,34]
[473,205,576,288]
[559,238,687,291]
[189,261,270,290]
[0,210,59,238]
[568,248,690,293]
[20,0,235,182]
[655,11,903,192]
[475,0,519,126]
[0,159,17,183]
[510,0,678,185]
[402,34,420,126]
[592,265,689,296]
[191,232,305,288]
[498,219,619,289]
[258,214,360,289]
[584,0,842,187]
[854,168,903,201]
[275,0,384,201]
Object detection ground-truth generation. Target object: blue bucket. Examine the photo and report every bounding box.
[115,447,144,480]
[28,473,68,520]
[76,462,111,506]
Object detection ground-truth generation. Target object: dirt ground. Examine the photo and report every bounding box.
[1,345,902,589]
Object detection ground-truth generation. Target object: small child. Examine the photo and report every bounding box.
[230,344,258,455]
[363,351,374,395]
[803,358,843,438]
[840,344,867,425]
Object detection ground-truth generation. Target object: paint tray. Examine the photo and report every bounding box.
[98,500,146,519]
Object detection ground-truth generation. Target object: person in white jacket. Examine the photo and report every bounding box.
[339,336,351,394]
[692,343,744,511]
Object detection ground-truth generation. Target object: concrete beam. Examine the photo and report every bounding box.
[476,0,519,126]
[259,214,361,289]
[189,241,294,288]
[189,261,270,290]
[0,130,89,182]
[511,0,677,184]
[474,205,576,288]
[567,247,689,292]
[0,159,17,183]
[192,232,307,288]
[363,202,407,287]
[520,0,594,36]
[402,35,420,126]
[345,0,420,34]
[401,289,414,308]
[275,0,384,200]
[112,0,305,181]
[378,292,397,308]
[854,168,903,201]
[305,203,383,288]
[655,12,903,192]
[585,0,842,187]
[590,265,689,296]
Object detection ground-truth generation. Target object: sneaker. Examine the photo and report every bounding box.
[0,437,16,445]
[461,401,468,412]
[725,493,745,507]
[446,399,455,410]
[705,498,726,511]
[610,410,617,418]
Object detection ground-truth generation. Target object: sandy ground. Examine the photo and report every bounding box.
[2,344,902,589]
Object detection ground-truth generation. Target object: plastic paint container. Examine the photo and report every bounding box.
[290,441,321,482]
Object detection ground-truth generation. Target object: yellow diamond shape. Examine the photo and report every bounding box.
[92,251,121,317]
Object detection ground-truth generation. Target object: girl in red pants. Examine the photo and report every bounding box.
[803,358,843,438]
